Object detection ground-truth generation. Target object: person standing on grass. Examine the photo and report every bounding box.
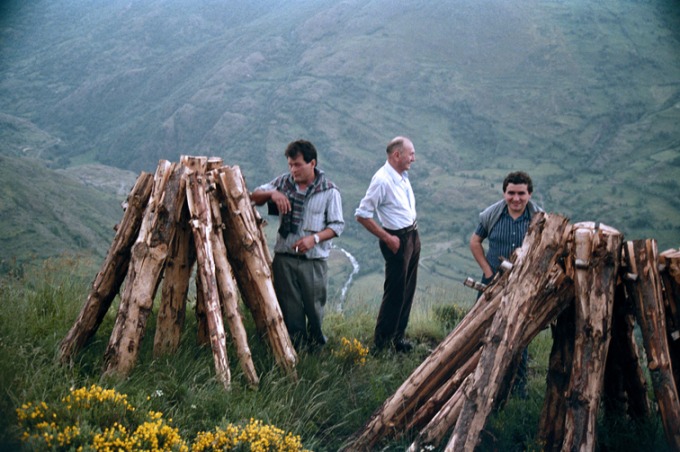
[251,139,344,351]
[469,170,543,396]
[355,136,420,353]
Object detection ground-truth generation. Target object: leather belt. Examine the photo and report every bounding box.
[385,221,418,236]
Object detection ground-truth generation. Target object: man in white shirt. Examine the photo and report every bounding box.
[355,136,420,353]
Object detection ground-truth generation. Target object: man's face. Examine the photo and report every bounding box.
[287,153,315,186]
[504,183,531,217]
[394,141,416,173]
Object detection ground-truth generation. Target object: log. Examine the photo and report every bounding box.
[102,161,185,378]
[538,303,575,451]
[207,172,259,387]
[214,166,297,377]
[659,248,680,391]
[153,199,195,357]
[561,223,623,451]
[185,159,231,389]
[623,240,680,449]
[448,214,574,452]
[406,352,480,451]
[59,172,154,364]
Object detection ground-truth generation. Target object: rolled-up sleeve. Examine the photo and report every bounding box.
[326,188,345,237]
[354,175,383,219]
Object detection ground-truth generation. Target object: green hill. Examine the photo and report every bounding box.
[0,0,678,294]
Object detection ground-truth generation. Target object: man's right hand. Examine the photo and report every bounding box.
[270,191,291,215]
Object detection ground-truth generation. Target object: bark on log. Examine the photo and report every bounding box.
[103,161,185,378]
[185,159,231,389]
[659,248,680,391]
[207,172,259,387]
[407,353,480,451]
[623,240,680,450]
[214,166,297,377]
[448,213,574,452]
[538,303,575,451]
[59,172,154,364]
[195,275,209,346]
[153,199,195,357]
[561,223,623,452]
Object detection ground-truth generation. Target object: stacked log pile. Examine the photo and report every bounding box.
[344,214,680,451]
[59,157,297,389]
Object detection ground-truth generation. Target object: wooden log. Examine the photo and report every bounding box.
[538,303,575,451]
[153,199,195,357]
[561,223,623,451]
[448,214,574,452]
[659,248,680,391]
[603,281,650,419]
[185,159,231,389]
[214,166,297,377]
[59,172,154,364]
[102,161,185,378]
[195,275,209,346]
[623,240,680,449]
[406,353,480,451]
[207,172,259,387]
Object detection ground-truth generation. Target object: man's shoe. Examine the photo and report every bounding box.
[393,339,414,353]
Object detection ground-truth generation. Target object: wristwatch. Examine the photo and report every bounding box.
[313,233,320,244]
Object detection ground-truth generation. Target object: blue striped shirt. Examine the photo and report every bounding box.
[474,206,531,273]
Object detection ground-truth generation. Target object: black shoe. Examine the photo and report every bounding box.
[393,339,414,353]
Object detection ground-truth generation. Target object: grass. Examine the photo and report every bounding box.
[0,256,672,451]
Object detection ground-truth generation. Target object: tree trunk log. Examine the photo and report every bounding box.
[207,172,259,387]
[561,222,623,452]
[153,199,195,357]
[214,166,297,377]
[102,161,184,378]
[59,172,154,364]
[185,160,231,389]
[407,352,480,451]
[623,240,680,450]
[448,213,574,452]
[659,248,680,392]
[538,303,575,451]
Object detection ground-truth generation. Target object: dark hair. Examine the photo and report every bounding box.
[503,171,533,194]
[285,139,317,164]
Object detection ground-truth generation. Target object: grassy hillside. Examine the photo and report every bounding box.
[0,155,124,275]
[0,0,678,290]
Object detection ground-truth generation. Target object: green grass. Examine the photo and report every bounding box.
[0,256,672,451]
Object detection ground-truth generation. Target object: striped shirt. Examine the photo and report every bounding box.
[474,205,531,273]
[255,178,344,260]
[354,161,416,230]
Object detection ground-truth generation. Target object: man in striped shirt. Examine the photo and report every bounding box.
[252,139,344,351]
[469,170,543,397]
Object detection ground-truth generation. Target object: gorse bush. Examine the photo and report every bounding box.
[17,384,310,451]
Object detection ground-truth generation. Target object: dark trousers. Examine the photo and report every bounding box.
[272,254,328,348]
[374,229,420,347]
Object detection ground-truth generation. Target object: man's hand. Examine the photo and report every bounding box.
[270,191,291,215]
[384,234,401,254]
[292,235,315,254]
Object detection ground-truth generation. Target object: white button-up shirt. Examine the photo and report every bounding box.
[355,161,416,230]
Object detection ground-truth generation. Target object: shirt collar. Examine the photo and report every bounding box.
[384,160,408,183]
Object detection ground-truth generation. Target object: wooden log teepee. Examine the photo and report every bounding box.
[60,156,296,388]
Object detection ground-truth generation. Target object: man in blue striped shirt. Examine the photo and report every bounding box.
[252,140,344,351]
[469,170,543,397]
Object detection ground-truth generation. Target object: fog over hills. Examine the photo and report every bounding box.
[1,0,679,298]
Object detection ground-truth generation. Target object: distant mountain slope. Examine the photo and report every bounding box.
[0,155,123,274]
[0,0,678,288]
